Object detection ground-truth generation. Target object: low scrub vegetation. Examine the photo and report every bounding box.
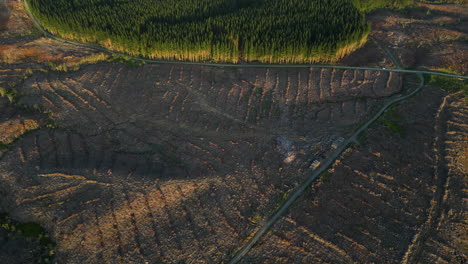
[47,53,110,72]
[378,107,406,136]
[352,0,414,12]
[109,55,146,67]
[0,213,55,263]
[428,75,468,97]
[0,87,19,103]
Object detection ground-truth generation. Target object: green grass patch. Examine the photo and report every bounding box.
[254,87,263,96]
[16,222,46,237]
[0,143,9,151]
[109,55,146,67]
[378,107,406,136]
[44,112,60,129]
[0,87,19,103]
[428,75,468,96]
[0,213,55,263]
[382,119,402,133]
[0,86,7,97]
[352,0,414,12]
[46,119,59,129]
[420,0,467,4]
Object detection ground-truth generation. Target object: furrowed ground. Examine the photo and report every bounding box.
[0,0,466,263]
[0,63,403,263]
[369,2,467,74]
[416,91,467,264]
[240,82,467,264]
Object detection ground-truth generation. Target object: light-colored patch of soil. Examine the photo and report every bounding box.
[0,96,43,161]
[0,0,101,66]
[0,118,39,144]
[0,38,98,64]
[419,2,468,16]
[0,0,33,37]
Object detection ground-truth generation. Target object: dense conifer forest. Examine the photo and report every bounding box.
[27,0,379,63]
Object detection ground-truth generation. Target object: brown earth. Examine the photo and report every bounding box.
[367,3,468,74]
[0,66,33,88]
[416,91,467,264]
[0,1,466,263]
[0,0,32,37]
[0,0,9,32]
[0,93,44,160]
[18,64,402,136]
[0,38,100,65]
[0,0,34,38]
[241,84,467,263]
[0,0,103,67]
[0,63,403,263]
[0,118,39,144]
[338,38,391,68]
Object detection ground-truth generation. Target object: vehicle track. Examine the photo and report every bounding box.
[18,0,468,262]
[228,73,425,263]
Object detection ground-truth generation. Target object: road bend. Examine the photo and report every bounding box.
[19,2,464,262]
[228,73,424,264]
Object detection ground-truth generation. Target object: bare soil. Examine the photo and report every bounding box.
[0,0,33,37]
[0,38,98,64]
[242,83,466,264]
[0,1,101,67]
[367,3,468,74]
[416,92,467,264]
[0,1,466,263]
[0,62,403,263]
[338,38,391,67]
[0,0,9,32]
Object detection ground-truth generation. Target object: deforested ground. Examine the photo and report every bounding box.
[0,0,466,263]
[241,85,467,264]
[0,62,403,263]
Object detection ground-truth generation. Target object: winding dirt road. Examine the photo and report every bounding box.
[20,1,467,262]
